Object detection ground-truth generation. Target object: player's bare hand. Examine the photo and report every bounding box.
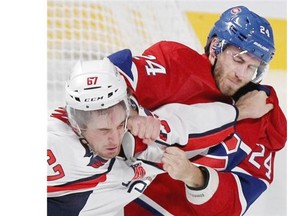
[162,147,190,180]
[236,90,273,121]
[162,147,204,187]
[127,115,160,145]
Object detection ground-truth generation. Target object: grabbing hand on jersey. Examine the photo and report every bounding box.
[236,90,273,121]
[127,115,161,145]
[162,147,205,188]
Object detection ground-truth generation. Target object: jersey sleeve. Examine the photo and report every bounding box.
[186,145,275,215]
[152,102,237,150]
[185,88,286,215]
[134,102,238,162]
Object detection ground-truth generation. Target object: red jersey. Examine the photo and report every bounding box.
[108,41,287,215]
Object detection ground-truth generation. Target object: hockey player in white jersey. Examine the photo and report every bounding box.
[47,58,272,216]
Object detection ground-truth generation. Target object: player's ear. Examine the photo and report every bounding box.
[209,38,218,64]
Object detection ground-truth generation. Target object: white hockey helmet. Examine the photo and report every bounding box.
[65,58,129,133]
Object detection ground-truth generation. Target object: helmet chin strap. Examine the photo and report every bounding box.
[79,136,89,146]
[211,56,218,75]
[72,121,95,156]
[79,135,101,158]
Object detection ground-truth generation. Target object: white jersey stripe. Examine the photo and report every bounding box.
[137,194,173,216]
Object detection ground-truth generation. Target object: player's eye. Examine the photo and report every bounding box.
[232,54,244,63]
[117,121,125,130]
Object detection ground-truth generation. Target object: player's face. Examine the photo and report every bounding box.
[82,104,127,159]
[213,45,261,96]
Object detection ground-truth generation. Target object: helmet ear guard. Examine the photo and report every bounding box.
[211,38,228,55]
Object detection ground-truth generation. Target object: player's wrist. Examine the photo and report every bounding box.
[185,167,219,205]
[235,103,248,121]
[186,166,209,190]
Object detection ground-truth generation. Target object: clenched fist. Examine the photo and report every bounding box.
[127,115,161,145]
[236,90,273,120]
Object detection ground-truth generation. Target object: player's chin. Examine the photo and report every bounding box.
[220,82,238,96]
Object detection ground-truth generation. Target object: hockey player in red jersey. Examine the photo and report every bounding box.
[107,5,287,216]
[47,57,270,215]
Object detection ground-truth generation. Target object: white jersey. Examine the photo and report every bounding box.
[47,102,237,215]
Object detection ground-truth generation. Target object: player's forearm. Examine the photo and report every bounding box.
[153,102,237,147]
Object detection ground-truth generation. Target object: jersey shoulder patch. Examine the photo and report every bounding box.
[108,49,134,80]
